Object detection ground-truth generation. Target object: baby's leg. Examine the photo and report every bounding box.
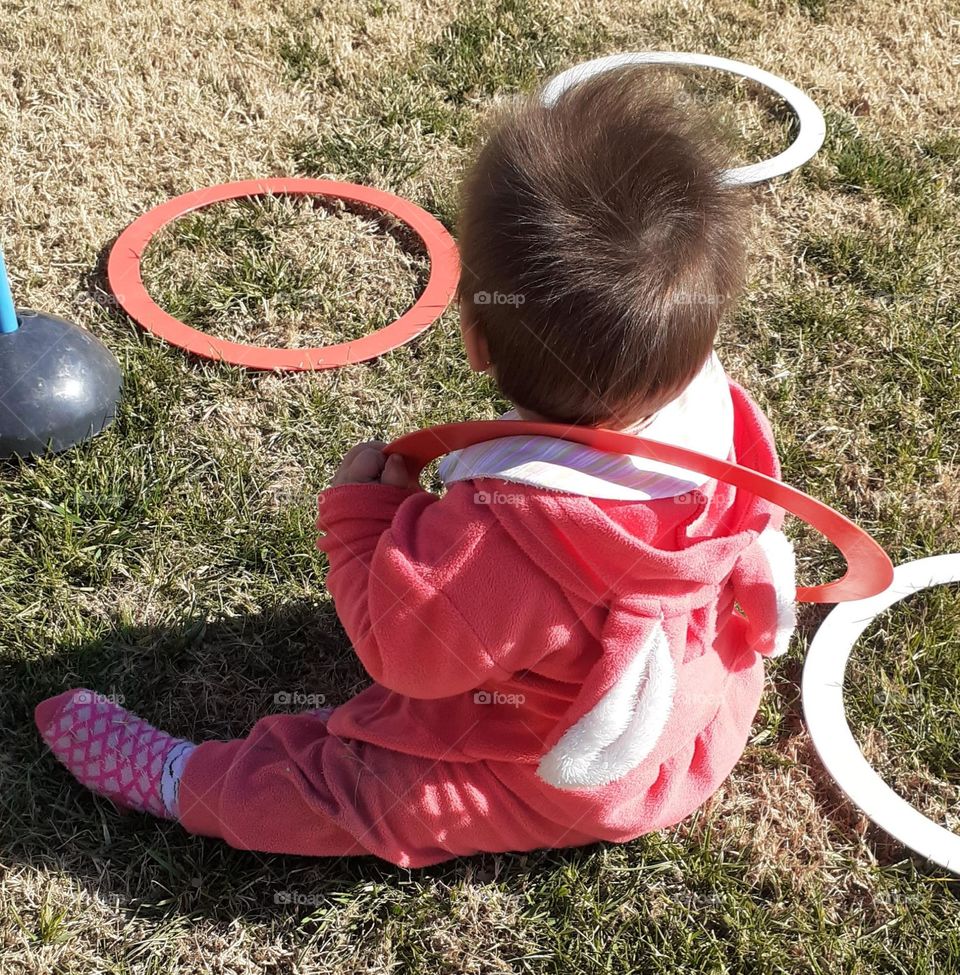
[34,688,364,855]
[176,712,598,864]
[37,690,593,865]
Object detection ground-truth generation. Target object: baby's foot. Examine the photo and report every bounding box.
[35,689,195,819]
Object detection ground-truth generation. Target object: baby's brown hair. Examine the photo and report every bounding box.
[457,66,748,427]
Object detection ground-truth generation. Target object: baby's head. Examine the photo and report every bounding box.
[457,66,747,428]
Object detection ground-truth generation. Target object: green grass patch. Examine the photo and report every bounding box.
[140,194,428,347]
[423,0,610,103]
[279,34,331,84]
[800,229,928,298]
[812,111,948,218]
[847,584,960,784]
[292,122,429,185]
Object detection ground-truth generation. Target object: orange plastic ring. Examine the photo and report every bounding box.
[385,420,894,604]
[106,178,460,370]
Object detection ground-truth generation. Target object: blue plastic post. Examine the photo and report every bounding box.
[0,249,20,334]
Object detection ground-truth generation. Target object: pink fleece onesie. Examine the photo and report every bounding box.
[172,363,796,866]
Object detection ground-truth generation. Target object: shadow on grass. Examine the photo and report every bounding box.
[2,602,611,927]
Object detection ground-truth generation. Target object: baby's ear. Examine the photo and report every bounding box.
[459,304,492,373]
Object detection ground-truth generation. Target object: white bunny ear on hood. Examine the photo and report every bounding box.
[731,525,797,658]
[537,620,676,789]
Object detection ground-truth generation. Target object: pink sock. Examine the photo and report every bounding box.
[35,689,195,819]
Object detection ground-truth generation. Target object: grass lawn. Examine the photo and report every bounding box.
[1,0,959,971]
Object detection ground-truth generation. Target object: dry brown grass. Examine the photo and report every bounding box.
[2,0,959,972]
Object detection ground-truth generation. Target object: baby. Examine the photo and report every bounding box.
[35,67,796,867]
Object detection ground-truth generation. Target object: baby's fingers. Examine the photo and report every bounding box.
[332,444,387,485]
[380,453,412,489]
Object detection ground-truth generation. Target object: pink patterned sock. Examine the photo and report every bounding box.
[35,688,195,820]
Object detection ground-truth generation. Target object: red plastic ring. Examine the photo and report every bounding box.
[106,178,460,370]
[385,420,894,604]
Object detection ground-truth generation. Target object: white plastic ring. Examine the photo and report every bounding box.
[542,52,826,186]
[802,554,960,874]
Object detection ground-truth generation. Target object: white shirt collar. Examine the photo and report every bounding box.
[438,352,733,501]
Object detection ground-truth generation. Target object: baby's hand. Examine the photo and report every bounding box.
[332,441,413,488]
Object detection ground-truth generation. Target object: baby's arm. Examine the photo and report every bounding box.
[317,468,547,698]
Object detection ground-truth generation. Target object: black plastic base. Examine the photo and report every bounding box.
[0,310,122,459]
